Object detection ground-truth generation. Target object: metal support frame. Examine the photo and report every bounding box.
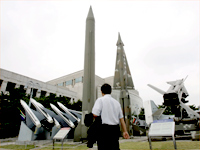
[148,135,177,150]
[52,127,71,150]
[52,139,66,150]
[148,119,177,150]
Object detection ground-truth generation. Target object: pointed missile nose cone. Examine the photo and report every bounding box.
[87,6,95,21]
[116,32,124,46]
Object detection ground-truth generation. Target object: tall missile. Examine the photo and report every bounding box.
[113,33,134,90]
[113,33,134,135]
[82,6,95,113]
[74,6,95,141]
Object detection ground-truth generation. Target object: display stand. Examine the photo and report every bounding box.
[148,119,177,150]
[53,127,71,150]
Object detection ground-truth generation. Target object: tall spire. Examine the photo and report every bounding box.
[87,6,95,21]
[116,32,124,46]
[113,33,134,90]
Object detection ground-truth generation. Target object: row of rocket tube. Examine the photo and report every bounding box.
[20,98,81,129]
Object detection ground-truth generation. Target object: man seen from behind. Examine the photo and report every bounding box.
[92,83,130,150]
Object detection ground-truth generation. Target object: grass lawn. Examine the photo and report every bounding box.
[120,141,200,150]
[40,143,94,149]
[1,141,199,149]
[0,144,35,150]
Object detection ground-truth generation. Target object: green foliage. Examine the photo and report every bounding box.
[139,108,144,115]
[132,108,145,120]
[158,104,199,115]
[158,105,174,115]
[69,99,82,111]
[120,141,200,150]
[0,87,28,138]
[0,87,82,138]
[138,108,145,120]
[189,104,199,110]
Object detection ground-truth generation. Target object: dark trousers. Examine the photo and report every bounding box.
[97,124,120,150]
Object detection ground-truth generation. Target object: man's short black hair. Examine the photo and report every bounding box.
[101,83,112,94]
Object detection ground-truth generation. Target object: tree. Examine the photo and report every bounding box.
[158,104,199,115]
[70,100,82,111]
[158,105,174,115]
[132,108,145,120]
[138,108,145,120]
[0,87,28,138]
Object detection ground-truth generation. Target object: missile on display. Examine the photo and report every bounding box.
[68,109,82,121]
[20,100,41,128]
[53,118,61,129]
[147,77,199,119]
[50,103,75,128]
[74,6,96,141]
[57,102,81,122]
[82,6,95,113]
[41,106,72,128]
[30,98,62,128]
[30,98,53,123]
[67,109,82,115]
[79,5,96,140]
[113,33,134,135]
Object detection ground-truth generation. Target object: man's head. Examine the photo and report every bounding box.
[101,83,112,95]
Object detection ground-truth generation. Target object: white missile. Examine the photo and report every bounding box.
[67,109,82,115]
[50,103,75,128]
[57,102,80,122]
[30,99,61,127]
[53,118,61,128]
[180,102,200,119]
[30,98,53,123]
[20,100,41,128]
[35,101,44,109]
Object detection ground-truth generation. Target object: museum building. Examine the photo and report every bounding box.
[0,68,143,114]
[0,68,76,100]
[47,70,143,114]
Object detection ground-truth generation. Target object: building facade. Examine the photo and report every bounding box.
[47,70,105,101]
[0,68,143,114]
[47,70,143,115]
[0,68,77,99]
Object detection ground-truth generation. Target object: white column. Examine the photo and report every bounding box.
[56,93,60,97]
[15,84,20,89]
[36,91,41,98]
[26,88,31,96]
[72,79,75,87]
[0,80,8,93]
[45,92,50,97]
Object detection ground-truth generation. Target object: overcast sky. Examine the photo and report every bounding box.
[1,0,199,107]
